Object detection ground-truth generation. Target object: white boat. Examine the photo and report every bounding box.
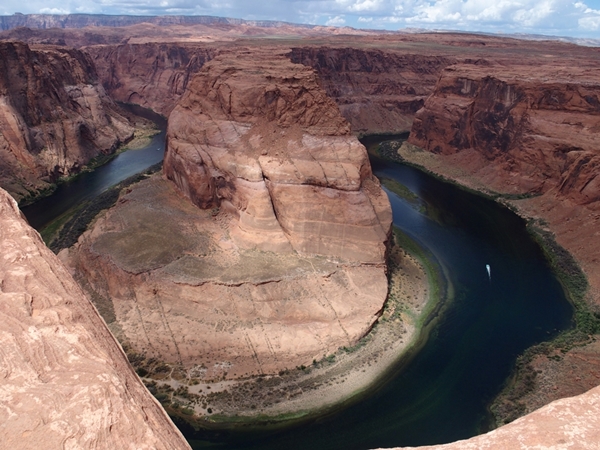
[486,264,491,281]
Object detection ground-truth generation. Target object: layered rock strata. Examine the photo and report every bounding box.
[164,49,391,263]
[409,63,600,202]
[69,49,392,380]
[0,41,133,202]
[289,47,454,135]
[86,43,216,116]
[0,188,190,450]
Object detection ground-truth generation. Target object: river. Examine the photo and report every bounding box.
[21,104,167,231]
[21,128,574,449]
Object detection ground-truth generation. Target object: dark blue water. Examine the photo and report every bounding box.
[22,105,166,230]
[182,142,573,449]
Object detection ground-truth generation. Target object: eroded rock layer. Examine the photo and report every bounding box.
[86,43,216,116]
[69,49,392,379]
[0,188,190,450]
[409,63,600,202]
[0,41,134,202]
[289,47,453,135]
[165,49,391,263]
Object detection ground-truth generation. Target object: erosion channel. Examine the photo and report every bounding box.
[23,127,574,449]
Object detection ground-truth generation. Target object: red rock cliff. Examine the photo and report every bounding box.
[409,63,600,203]
[86,43,216,116]
[0,187,190,449]
[289,46,454,135]
[165,48,391,263]
[0,41,133,202]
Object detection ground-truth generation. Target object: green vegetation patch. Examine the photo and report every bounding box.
[490,222,599,426]
[380,177,422,210]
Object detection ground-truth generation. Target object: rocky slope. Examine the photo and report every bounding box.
[289,47,453,135]
[0,41,133,202]
[0,187,190,450]
[86,43,216,116]
[67,49,392,387]
[409,63,600,202]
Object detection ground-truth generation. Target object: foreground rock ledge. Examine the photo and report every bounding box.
[0,188,190,449]
[390,383,600,450]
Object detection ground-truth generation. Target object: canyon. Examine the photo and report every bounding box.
[0,41,134,203]
[1,14,600,449]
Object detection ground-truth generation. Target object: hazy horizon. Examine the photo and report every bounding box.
[1,1,599,39]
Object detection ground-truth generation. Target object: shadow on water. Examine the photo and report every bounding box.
[180,137,573,449]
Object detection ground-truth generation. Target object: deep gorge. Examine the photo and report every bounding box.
[2,20,600,449]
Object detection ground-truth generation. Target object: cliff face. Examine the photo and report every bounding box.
[289,47,454,135]
[409,64,600,202]
[0,41,133,202]
[165,49,391,263]
[86,43,216,116]
[0,188,190,450]
[69,49,392,381]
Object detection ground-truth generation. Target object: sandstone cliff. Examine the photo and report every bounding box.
[86,43,216,116]
[0,41,134,202]
[68,49,392,386]
[409,63,600,202]
[165,49,391,262]
[289,47,453,136]
[0,188,190,449]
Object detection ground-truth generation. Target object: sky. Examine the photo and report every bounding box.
[2,0,600,38]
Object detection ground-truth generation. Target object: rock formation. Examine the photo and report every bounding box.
[409,63,600,202]
[86,43,216,116]
[0,187,190,450]
[0,41,133,202]
[165,49,391,262]
[289,47,453,135]
[68,48,392,382]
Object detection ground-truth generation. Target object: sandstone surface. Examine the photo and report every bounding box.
[409,63,600,202]
[68,49,392,385]
[86,43,216,116]
[0,188,190,449]
[0,41,133,202]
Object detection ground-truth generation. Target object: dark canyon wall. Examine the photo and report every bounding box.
[289,47,454,135]
[409,63,600,204]
[0,41,133,202]
[85,43,217,116]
